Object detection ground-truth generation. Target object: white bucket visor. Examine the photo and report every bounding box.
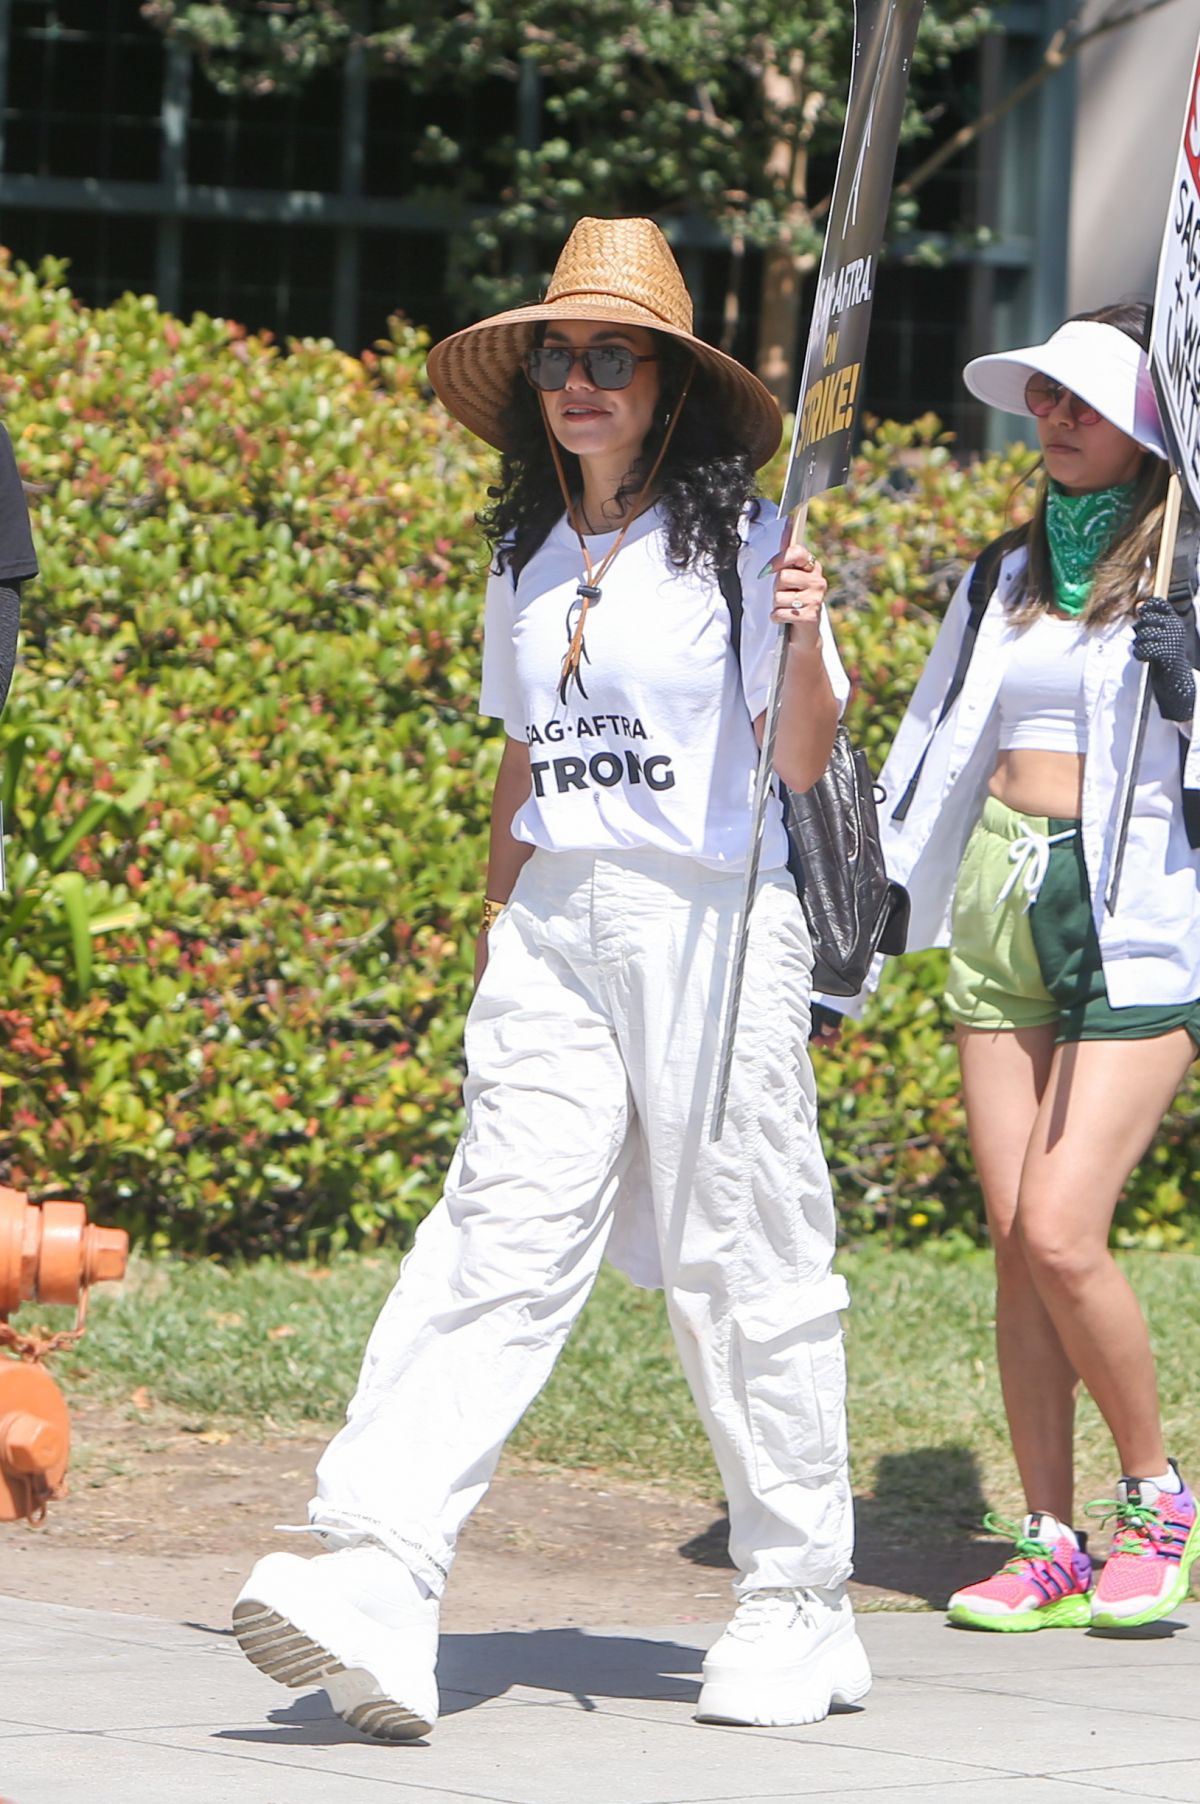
[963,319,1167,459]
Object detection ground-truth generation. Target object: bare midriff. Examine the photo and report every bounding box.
[988,748,1084,821]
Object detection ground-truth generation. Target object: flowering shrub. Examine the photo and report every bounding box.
[0,256,1194,1250]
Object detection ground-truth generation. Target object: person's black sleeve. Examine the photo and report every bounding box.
[0,580,20,718]
[0,424,36,585]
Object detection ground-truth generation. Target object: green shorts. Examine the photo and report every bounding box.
[945,795,1200,1048]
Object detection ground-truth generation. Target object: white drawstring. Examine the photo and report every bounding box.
[995,826,1077,911]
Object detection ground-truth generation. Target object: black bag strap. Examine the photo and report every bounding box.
[890,524,1028,823]
[718,557,744,660]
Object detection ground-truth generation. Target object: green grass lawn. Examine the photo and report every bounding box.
[42,1243,1200,1531]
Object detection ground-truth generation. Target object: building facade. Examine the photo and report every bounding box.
[1068,0,1196,316]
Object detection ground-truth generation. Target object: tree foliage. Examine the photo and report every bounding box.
[142,2,993,384]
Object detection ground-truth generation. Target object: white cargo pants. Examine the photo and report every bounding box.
[311,847,853,1598]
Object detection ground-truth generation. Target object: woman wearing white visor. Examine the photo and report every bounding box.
[824,301,1200,1632]
[232,217,868,1736]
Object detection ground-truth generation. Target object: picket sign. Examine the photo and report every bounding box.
[1107,28,1200,915]
[1151,33,1200,510]
[709,0,925,1139]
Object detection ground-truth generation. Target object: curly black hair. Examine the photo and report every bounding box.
[478,334,762,578]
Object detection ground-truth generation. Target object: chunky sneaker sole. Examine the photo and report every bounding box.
[1090,1513,1200,1630]
[948,1590,1092,1633]
[233,1551,437,1741]
[946,1512,1093,1633]
[695,1616,872,1727]
[233,1596,434,1740]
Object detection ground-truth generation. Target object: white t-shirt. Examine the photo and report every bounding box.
[479,500,850,870]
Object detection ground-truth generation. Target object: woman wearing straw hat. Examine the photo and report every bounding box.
[819,300,1200,1633]
[233,217,870,1737]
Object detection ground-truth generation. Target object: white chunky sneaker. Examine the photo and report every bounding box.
[696,1584,871,1727]
[232,1546,439,1740]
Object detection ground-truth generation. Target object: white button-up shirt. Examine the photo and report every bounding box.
[836,545,1200,1012]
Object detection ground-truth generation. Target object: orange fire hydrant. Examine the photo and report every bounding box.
[0,1186,128,1524]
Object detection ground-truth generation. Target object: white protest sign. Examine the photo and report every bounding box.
[1152,33,1200,510]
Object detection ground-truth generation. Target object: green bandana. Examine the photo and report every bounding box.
[1044,480,1136,616]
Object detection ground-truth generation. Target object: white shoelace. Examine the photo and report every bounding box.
[994,826,1077,911]
[726,1587,817,1640]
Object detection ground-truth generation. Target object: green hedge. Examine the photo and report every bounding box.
[0,256,1195,1253]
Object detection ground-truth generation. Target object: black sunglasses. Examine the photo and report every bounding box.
[525,344,659,392]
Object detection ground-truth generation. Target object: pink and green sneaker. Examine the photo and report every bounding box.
[947,1512,1093,1632]
[1088,1464,1200,1629]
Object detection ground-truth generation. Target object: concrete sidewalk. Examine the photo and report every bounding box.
[0,1594,1197,1803]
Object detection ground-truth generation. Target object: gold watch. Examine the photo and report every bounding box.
[481,896,506,932]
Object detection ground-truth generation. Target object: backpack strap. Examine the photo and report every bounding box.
[890,524,1028,824]
[718,558,744,661]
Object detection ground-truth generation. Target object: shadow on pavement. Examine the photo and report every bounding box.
[852,1445,991,1607]
[215,1694,392,1747]
[438,1626,702,1713]
[1087,1618,1190,1640]
[212,1626,705,1746]
[677,1444,994,1610]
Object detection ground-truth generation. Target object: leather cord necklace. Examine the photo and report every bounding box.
[539,369,692,702]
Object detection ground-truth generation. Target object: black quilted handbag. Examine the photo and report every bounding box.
[779,725,909,997]
[718,563,909,997]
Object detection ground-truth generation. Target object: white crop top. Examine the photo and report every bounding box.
[997,611,1089,754]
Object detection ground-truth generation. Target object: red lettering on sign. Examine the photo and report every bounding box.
[1187,46,1200,194]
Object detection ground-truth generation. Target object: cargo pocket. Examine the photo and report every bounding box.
[732,1306,848,1496]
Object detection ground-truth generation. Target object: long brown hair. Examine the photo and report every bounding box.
[1009,300,1169,628]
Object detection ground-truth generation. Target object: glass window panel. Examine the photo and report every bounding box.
[357,227,448,349]
[0,205,157,303]
[180,219,335,342]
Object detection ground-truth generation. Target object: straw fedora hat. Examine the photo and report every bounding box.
[426,216,782,469]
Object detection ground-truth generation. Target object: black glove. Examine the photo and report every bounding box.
[1132,595,1197,723]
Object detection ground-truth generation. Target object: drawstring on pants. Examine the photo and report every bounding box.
[995,825,1077,911]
